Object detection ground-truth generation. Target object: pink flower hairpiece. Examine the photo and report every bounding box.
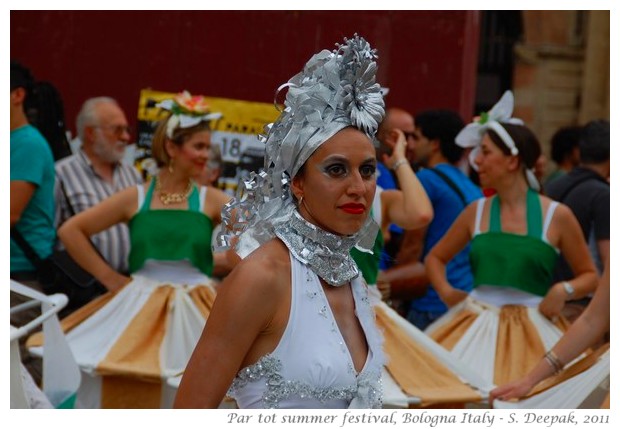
[174,91,212,115]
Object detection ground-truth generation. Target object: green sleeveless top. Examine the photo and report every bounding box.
[469,189,559,297]
[128,179,214,276]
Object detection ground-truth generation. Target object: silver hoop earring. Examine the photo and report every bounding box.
[298,195,303,206]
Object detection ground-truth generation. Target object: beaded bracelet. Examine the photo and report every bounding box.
[544,350,563,375]
[391,159,408,171]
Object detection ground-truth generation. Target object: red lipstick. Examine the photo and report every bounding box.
[340,203,365,215]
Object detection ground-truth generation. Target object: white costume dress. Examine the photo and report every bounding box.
[228,253,384,408]
[28,183,218,408]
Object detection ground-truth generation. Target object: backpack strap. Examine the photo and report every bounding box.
[427,167,467,207]
[556,172,607,202]
[10,228,44,269]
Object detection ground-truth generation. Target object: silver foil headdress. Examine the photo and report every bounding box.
[216,34,385,262]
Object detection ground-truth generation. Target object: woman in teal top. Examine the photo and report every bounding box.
[423,92,597,392]
[51,92,231,408]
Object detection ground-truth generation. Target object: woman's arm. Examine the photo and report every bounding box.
[10,181,36,227]
[381,130,433,230]
[174,252,285,408]
[211,249,240,278]
[538,204,598,319]
[377,227,428,301]
[203,187,233,277]
[424,202,476,307]
[57,186,138,292]
[491,257,609,402]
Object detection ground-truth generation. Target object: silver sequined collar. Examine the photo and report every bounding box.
[274,210,361,287]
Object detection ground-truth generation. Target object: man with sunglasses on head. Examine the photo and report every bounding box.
[55,97,142,277]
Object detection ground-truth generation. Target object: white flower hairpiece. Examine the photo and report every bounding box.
[455,90,539,191]
[157,91,223,139]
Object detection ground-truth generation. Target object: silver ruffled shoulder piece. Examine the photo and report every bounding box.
[215,34,384,265]
[275,210,373,287]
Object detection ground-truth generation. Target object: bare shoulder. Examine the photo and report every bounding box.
[219,239,291,299]
[540,194,572,222]
[243,239,290,283]
[552,204,578,231]
[90,184,138,214]
[463,197,482,215]
[457,197,481,227]
[112,185,140,214]
[118,183,140,200]
[204,186,232,222]
[540,196,578,245]
[206,186,231,204]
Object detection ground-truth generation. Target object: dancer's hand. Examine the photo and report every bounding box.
[376,279,391,301]
[441,287,468,308]
[538,282,567,320]
[104,272,131,294]
[489,377,535,405]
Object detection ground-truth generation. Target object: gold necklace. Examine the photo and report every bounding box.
[155,177,194,205]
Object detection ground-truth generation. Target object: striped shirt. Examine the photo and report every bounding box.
[55,150,142,273]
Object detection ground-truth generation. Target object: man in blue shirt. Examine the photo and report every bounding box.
[378,110,482,330]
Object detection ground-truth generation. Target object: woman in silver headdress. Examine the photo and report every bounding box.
[175,35,432,409]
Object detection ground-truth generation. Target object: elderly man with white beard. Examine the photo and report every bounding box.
[55,97,142,277]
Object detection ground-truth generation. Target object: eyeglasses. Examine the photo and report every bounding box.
[93,125,132,136]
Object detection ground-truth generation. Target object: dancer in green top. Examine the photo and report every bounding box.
[424,91,597,394]
[51,91,231,408]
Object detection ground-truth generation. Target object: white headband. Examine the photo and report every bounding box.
[455,91,539,191]
[486,121,519,156]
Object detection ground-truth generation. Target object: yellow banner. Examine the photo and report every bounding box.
[137,88,279,135]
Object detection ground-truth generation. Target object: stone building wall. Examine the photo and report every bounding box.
[512,11,609,177]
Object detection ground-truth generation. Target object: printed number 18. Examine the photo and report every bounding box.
[222,138,242,158]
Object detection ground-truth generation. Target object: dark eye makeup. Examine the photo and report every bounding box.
[360,164,376,178]
[319,155,376,179]
[324,163,347,176]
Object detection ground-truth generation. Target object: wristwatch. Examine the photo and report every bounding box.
[562,281,575,299]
